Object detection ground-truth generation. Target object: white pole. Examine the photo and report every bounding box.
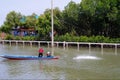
[51,0,54,55]
[51,0,54,47]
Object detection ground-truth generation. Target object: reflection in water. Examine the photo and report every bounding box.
[0,44,120,79]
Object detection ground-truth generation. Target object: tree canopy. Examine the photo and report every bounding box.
[0,0,120,40]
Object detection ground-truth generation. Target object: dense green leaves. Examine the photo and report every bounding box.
[80,0,120,38]
[62,1,79,35]
[0,0,120,41]
[55,34,120,43]
[5,11,22,28]
[25,13,38,28]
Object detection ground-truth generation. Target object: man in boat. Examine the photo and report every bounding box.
[38,48,44,57]
[46,51,52,57]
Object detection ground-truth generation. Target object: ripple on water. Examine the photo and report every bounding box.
[73,55,102,60]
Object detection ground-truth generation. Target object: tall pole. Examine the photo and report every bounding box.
[51,0,54,47]
[51,0,54,54]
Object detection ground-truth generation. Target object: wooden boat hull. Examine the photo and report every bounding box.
[0,55,59,60]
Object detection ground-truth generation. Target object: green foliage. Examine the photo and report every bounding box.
[1,0,120,41]
[14,36,21,40]
[16,36,35,41]
[5,35,14,40]
[62,1,79,34]
[21,36,35,41]
[0,25,11,33]
[4,11,22,29]
[36,10,51,39]
[5,35,35,41]
[25,13,38,28]
[87,36,109,43]
[55,35,119,43]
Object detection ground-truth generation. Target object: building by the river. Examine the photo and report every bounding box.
[11,27,37,37]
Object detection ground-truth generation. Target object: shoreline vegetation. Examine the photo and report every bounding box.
[4,34,120,43]
[0,0,120,46]
[0,33,119,48]
[0,34,120,48]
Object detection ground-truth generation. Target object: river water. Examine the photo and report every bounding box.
[0,44,120,79]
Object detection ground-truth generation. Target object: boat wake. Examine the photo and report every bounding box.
[73,55,101,60]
